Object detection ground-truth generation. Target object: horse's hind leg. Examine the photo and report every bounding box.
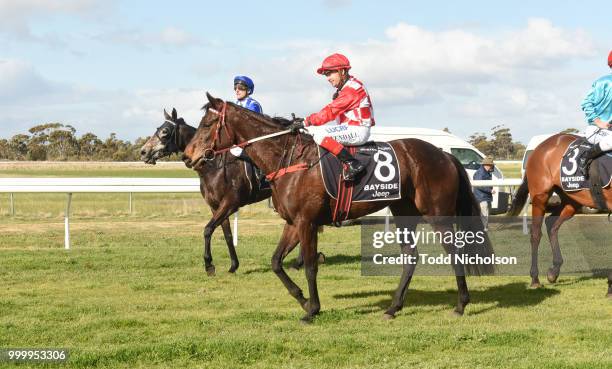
[432,221,470,316]
[607,271,612,298]
[529,193,549,288]
[544,203,575,283]
[220,218,239,273]
[384,210,419,319]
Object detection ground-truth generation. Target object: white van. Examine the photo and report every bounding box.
[521,134,554,178]
[370,127,510,214]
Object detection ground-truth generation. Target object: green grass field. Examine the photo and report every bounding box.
[1,162,610,369]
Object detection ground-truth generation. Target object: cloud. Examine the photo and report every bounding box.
[0,19,600,144]
[0,59,58,101]
[322,0,352,8]
[236,18,596,140]
[0,0,108,41]
[94,26,205,50]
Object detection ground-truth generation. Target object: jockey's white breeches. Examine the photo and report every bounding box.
[584,125,612,151]
[305,124,371,146]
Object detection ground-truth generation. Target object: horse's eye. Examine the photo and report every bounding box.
[161,128,170,137]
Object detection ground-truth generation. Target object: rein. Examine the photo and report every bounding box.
[203,102,292,159]
[203,101,317,181]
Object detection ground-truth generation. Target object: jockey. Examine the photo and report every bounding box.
[230,76,269,190]
[231,75,263,160]
[234,75,263,114]
[579,50,612,172]
[297,53,373,181]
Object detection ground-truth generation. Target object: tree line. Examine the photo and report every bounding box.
[0,123,149,161]
[0,123,578,161]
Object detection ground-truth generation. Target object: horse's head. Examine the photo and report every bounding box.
[183,92,238,169]
[140,108,184,165]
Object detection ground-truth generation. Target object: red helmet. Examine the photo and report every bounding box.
[317,53,351,74]
[608,50,612,68]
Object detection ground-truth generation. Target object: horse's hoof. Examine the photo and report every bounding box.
[318,253,326,264]
[205,265,216,276]
[300,315,315,324]
[606,293,612,299]
[546,269,559,283]
[382,313,395,320]
[228,265,238,273]
[530,282,542,289]
[451,309,464,317]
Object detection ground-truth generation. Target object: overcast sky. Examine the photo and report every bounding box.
[0,0,610,143]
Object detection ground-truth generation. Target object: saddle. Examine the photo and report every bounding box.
[560,138,612,210]
[318,141,402,225]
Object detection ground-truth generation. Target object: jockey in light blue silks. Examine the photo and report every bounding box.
[579,50,612,172]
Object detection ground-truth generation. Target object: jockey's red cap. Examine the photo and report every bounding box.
[608,50,612,68]
[317,53,351,74]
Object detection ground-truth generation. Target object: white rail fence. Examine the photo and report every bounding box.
[0,177,526,250]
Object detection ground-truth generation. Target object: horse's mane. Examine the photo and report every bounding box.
[201,100,293,128]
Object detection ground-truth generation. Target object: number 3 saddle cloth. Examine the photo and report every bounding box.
[560,138,612,192]
[318,142,401,202]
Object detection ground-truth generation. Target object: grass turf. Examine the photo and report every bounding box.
[1,162,610,369]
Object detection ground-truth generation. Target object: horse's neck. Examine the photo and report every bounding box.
[178,124,196,151]
[244,134,314,175]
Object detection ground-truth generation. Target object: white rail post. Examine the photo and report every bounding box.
[9,193,15,216]
[522,194,530,235]
[384,207,391,233]
[65,193,73,250]
[129,192,133,214]
[233,211,238,247]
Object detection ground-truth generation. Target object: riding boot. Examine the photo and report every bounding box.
[336,148,365,181]
[579,143,603,177]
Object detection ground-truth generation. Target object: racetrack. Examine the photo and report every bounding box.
[0,162,610,369]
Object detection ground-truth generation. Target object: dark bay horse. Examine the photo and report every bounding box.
[507,133,612,296]
[140,108,272,275]
[183,93,494,322]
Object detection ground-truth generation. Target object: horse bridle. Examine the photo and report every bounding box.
[202,101,293,161]
[155,119,182,155]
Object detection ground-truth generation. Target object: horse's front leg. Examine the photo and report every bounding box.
[220,218,239,273]
[203,202,237,276]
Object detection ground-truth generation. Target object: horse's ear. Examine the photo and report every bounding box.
[171,108,177,121]
[206,92,222,108]
[164,108,172,121]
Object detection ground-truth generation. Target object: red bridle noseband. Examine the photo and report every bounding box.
[203,101,233,160]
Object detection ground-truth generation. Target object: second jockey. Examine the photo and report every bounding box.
[234,75,262,113]
[231,75,263,159]
[300,53,373,181]
[579,50,612,173]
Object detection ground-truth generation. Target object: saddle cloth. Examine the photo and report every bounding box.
[318,141,401,202]
[560,139,612,191]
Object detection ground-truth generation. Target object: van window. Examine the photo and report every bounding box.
[450,148,482,170]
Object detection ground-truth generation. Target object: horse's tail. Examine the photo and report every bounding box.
[449,154,495,276]
[506,176,529,216]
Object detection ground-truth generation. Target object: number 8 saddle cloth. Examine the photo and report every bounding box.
[318,141,401,202]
